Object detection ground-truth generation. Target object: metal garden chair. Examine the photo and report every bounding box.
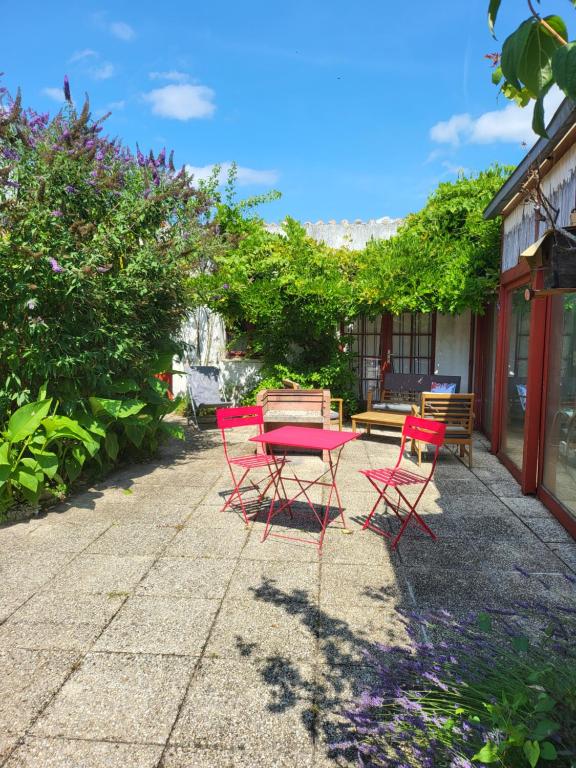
[186,365,232,428]
[216,406,292,525]
[359,415,446,548]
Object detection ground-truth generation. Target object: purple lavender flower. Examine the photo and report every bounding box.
[63,75,71,103]
[96,264,112,273]
[48,257,64,273]
[64,185,76,194]
[50,209,63,217]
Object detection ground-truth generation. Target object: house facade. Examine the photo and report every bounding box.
[484,98,576,538]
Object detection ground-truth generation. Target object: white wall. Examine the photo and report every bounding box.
[434,311,472,391]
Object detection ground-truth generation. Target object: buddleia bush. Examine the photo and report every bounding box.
[0,78,214,418]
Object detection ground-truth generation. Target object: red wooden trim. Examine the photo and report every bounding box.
[501,259,530,287]
[491,285,508,454]
[521,294,547,493]
[537,485,576,540]
[537,295,552,487]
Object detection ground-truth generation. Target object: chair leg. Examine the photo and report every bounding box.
[468,441,473,469]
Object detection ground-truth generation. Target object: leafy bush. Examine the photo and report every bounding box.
[0,80,213,418]
[241,356,358,415]
[338,575,576,767]
[0,380,183,514]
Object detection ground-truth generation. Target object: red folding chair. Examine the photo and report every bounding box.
[216,406,291,525]
[359,415,446,548]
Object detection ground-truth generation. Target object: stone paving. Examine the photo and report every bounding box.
[0,421,575,767]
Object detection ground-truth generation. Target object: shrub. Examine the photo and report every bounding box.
[0,80,213,418]
[338,574,576,767]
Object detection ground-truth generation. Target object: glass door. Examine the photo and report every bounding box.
[542,294,576,521]
[384,312,436,375]
[501,289,531,470]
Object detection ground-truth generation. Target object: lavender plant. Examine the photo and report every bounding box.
[339,575,576,767]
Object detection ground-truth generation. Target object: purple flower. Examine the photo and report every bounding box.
[64,185,76,194]
[63,75,71,103]
[48,257,64,273]
[96,264,112,273]
[26,298,38,310]
[222,283,229,290]
[50,209,63,217]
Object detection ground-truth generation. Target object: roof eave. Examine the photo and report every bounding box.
[484,98,576,220]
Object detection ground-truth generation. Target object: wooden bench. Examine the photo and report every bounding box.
[367,373,461,415]
[256,388,331,460]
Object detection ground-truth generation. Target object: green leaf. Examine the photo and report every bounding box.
[77,415,107,438]
[533,81,553,137]
[6,399,52,442]
[501,17,566,98]
[123,418,147,448]
[524,740,540,768]
[14,464,39,493]
[0,442,10,464]
[502,19,536,91]
[105,431,119,461]
[0,464,10,485]
[89,397,146,420]
[488,0,502,37]
[535,694,556,713]
[32,450,59,479]
[512,634,530,652]
[472,741,500,763]
[477,612,493,632]
[64,453,82,482]
[552,42,576,100]
[532,718,560,741]
[491,65,503,85]
[540,741,558,761]
[159,421,185,440]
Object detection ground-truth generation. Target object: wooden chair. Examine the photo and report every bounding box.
[282,379,343,431]
[411,393,475,468]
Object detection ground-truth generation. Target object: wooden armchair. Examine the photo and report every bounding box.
[411,392,475,468]
[256,388,332,459]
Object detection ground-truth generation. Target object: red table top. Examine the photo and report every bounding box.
[250,426,359,451]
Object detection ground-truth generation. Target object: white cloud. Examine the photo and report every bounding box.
[70,49,97,63]
[149,70,189,83]
[108,100,126,110]
[430,87,565,146]
[110,21,135,41]
[186,162,279,186]
[91,62,115,80]
[42,87,65,103]
[143,84,215,120]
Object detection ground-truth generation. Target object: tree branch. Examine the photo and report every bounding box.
[527,0,568,45]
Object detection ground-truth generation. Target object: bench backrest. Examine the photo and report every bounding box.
[256,388,329,412]
[419,392,474,433]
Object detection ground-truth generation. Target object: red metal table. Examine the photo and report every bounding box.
[249,426,359,553]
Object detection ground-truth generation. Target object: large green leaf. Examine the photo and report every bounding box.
[31,450,59,479]
[77,415,107,438]
[14,464,40,493]
[159,421,185,441]
[105,431,119,460]
[540,741,558,761]
[5,399,52,442]
[89,397,146,420]
[123,418,148,448]
[0,442,9,464]
[64,453,82,482]
[502,16,566,98]
[42,416,98,456]
[552,42,576,100]
[531,718,560,741]
[523,740,540,768]
[533,80,553,136]
[488,0,502,37]
[472,741,500,763]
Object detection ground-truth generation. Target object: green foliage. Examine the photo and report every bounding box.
[488,1,575,136]
[354,165,510,315]
[241,357,358,415]
[0,382,183,514]
[0,81,213,419]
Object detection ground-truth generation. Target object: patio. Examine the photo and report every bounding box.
[0,421,575,767]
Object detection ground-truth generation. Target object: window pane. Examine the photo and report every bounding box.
[542,294,576,521]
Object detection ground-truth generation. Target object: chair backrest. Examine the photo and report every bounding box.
[381,373,461,399]
[216,405,264,431]
[282,379,301,389]
[256,388,329,413]
[186,365,225,406]
[402,414,447,446]
[419,393,474,433]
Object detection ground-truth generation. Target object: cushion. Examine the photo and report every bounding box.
[430,381,457,393]
[373,402,413,414]
[263,410,323,423]
[330,410,340,419]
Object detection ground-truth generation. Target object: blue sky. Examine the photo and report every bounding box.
[2,0,567,222]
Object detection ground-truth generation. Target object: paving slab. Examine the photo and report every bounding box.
[169,657,315,758]
[8,592,125,626]
[45,554,155,595]
[3,738,163,768]
[0,621,103,652]
[319,562,402,609]
[33,652,194,744]
[162,746,314,767]
[0,648,78,735]
[94,595,219,655]
[164,525,248,559]
[136,556,235,599]
[228,559,319,603]
[84,523,177,556]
